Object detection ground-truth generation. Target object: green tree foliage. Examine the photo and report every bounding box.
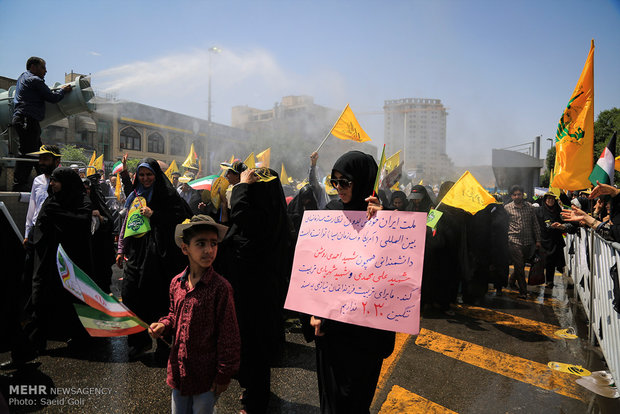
[126,158,140,173]
[541,108,620,186]
[60,144,89,165]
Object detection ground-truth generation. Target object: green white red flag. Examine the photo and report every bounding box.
[56,244,148,336]
[73,304,145,337]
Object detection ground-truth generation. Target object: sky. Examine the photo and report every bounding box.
[1,0,619,166]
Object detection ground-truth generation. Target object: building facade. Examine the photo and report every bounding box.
[232,95,377,179]
[384,98,453,183]
[37,73,252,175]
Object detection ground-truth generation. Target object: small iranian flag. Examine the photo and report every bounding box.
[111,161,123,175]
[589,132,617,187]
[56,245,148,336]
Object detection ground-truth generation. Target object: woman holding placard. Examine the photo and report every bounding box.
[306,150,395,414]
[116,158,192,359]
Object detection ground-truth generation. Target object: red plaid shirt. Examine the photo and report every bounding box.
[159,267,240,396]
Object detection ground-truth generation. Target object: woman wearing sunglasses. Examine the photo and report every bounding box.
[306,150,395,414]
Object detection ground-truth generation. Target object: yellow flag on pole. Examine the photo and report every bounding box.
[257,148,271,168]
[114,173,122,201]
[244,152,256,169]
[281,163,292,185]
[440,171,497,214]
[165,160,179,183]
[182,143,198,169]
[330,104,371,143]
[385,151,401,172]
[93,155,104,172]
[551,40,594,191]
[86,151,96,177]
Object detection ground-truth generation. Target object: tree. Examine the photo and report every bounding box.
[60,144,89,165]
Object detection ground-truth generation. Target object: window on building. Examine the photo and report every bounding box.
[120,127,141,151]
[193,140,204,159]
[148,132,165,154]
[170,136,185,156]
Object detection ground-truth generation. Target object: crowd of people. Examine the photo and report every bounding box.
[5,53,619,414]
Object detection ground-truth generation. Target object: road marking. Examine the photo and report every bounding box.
[414,328,585,401]
[454,304,561,338]
[373,332,411,405]
[379,385,458,414]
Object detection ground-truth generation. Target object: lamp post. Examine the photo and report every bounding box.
[208,46,222,124]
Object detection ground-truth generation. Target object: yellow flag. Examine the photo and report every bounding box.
[164,160,179,183]
[385,151,401,172]
[390,182,400,191]
[281,163,291,185]
[440,171,497,214]
[86,151,96,176]
[330,104,371,143]
[551,40,594,191]
[93,154,104,172]
[220,155,235,176]
[182,143,198,169]
[115,173,122,201]
[418,179,424,185]
[257,148,271,168]
[244,152,256,169]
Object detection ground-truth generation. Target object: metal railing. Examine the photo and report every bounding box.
[564,228,620,384]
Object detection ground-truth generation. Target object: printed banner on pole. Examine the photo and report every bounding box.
[284,210,426,335]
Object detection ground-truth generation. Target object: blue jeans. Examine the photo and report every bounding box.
[171,389,216,414]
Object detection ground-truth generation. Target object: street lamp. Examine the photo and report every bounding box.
[208,46,222,124]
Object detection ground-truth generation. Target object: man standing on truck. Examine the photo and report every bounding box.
[12,56,72,191]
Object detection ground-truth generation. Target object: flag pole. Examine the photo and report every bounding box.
[315,104,350,153]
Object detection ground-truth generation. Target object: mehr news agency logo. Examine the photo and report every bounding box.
[8,385,112,407]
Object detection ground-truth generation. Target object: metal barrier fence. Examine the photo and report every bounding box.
[564,228,620,385]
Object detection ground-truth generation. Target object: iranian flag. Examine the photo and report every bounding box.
[56,244,148,336]
[589,132,617,187]
[189,174,219,190]
[111,160,123,175]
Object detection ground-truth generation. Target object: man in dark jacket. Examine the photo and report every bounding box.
[12,57,72,191]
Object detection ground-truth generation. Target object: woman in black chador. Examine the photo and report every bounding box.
[535,193,570,287]
[116,158,192,358]
[304,151,395,414]
[29,167,93,350]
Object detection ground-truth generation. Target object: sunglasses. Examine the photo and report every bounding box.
[330,178,353,189]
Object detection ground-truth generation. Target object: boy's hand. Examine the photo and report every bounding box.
[210,381,230,397]
[149,322,165,338]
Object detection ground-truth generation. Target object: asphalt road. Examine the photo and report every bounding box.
[2,267,620,413]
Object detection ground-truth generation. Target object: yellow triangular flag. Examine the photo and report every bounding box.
[93,154,104,172]
[548,168,562,198]
[257,148,271,168]
[330,104,371,143]
[165,160,179,183]
[551,40,594,191]
[440,171,497,214]
[390,182,400,191]
[115,173,122,201]
[385,151,401,172]
[418,179,424,185]
[281,163,291,185]
[220,155,235,177]
[86,151,96,176]
[182,143,198,169]
[244,152,256,169]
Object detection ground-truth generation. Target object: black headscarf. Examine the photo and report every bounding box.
[390,190,408,211]
[407,184,434,213]
[288,184,319,234]
[327,151,378,211]
[48,167,89,209]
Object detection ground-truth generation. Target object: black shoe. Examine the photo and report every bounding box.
[128,344,150,360]
[546,282,554,289]
[0,357,35,370]
[518,294,527,299]
[496,288,503,296]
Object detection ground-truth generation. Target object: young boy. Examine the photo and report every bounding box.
[150,215,240,414]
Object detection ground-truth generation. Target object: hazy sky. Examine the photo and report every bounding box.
[1,0,619,165]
